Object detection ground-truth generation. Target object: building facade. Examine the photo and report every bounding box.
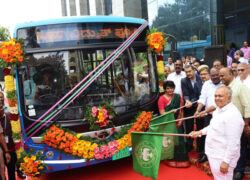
[61,0,148,19]
[60,0,250,60]
[148,0,250,60]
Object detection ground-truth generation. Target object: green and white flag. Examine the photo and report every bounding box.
[160,135,174,160]
[132,132,163,180]
[149,112,177,160]
[150,111,173,126]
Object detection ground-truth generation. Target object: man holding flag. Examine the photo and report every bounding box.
[190,86,244,180]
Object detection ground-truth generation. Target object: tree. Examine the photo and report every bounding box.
[152,0,210,42]
[0,26,11,41]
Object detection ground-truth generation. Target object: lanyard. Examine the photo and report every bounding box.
[1,114,7,131]
[4,115,6,130]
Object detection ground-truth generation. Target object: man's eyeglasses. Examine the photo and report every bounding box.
[237,69,245,72]
[211,74,219,78]
[200,73,209,76]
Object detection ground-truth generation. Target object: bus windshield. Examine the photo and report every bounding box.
[19,47,156,122]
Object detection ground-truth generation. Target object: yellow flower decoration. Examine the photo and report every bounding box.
[4,75,15,91]
[11,119,21,133]
[76,133,82,138]
[9,106,18,114]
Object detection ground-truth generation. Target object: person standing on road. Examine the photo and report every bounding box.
[190,86,244,180]
[219,67,250,180]
[0,123,11,180]
[194,68,223,163]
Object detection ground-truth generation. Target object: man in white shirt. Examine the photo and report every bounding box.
[231,61,239,79]
[219,67,250,180]
[190,86,244,180]
[167,60,186,95]
[166,57,175,72]
[195,68,222,115]
[194,68,223,163]
[234,50,249,64]
[236,63,250,90]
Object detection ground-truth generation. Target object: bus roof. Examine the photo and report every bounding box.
[14,16,146,32]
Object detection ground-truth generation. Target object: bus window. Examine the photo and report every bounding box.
[20,48,155,123]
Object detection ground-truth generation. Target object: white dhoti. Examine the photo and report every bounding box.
[208,156,235,180]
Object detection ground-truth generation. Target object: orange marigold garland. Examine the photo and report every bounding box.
[42,111,152,160]
[146,28,167,54]
[0,39,24,68]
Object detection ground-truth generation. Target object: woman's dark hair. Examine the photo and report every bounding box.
[163,80,175,90]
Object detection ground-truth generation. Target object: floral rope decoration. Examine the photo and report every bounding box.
[156,55,165,82]
[42,111,152,161]
[85,103,116,131]
[0,39,26,159]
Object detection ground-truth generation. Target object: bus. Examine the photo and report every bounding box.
[14,16,159,173]
[177,35,211,60]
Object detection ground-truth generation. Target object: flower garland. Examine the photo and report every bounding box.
[18,149,47,180]
[156,55,165,82]
[0,39,24,68]
[85,103,116,131]
[146,28,167,54]
[146,29,167,90]
[42,111,152,161]
[0,39,25,159]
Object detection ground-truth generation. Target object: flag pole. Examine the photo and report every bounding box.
[166,100,198,113]
[132,131,201,137]
[152,100,198,119]
[150,113,208,127]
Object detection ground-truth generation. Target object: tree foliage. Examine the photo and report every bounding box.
[0,26,11,41]
[152,0,210,42]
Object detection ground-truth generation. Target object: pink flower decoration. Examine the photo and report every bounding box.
[92,113,96,117]
[111,151,116,156]
[91,106,98,117]
[101,145,108,152]
[113,140,118,146]
[94,154,100,159]
[94,147,99,154]
[109,115,113,119]
[99,154,104,159]
[108,141,115,148]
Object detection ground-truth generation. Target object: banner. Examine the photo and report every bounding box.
[132,132,163,180]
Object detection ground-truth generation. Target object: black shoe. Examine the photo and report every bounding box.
[17,170,26,179]
[233,172,244,180]
[197,155,208,163]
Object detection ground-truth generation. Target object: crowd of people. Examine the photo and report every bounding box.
[161,41,250,180]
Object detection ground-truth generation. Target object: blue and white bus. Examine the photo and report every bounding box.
[14,16,159,173]
[177,35,211,59]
